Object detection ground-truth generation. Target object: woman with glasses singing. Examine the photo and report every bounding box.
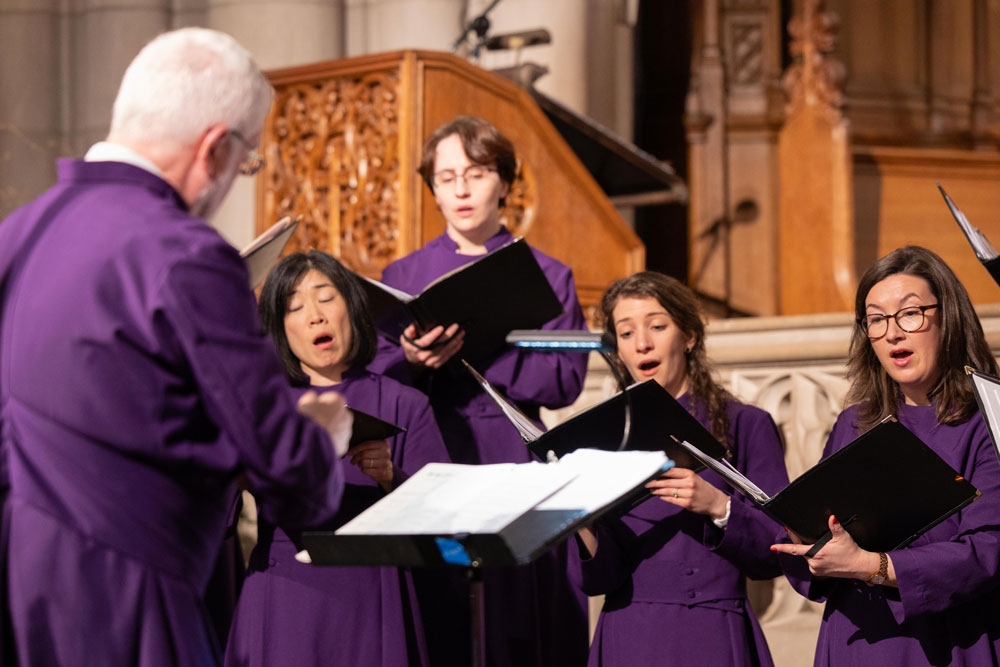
[772,245,1000,666]
[368,115,590,667]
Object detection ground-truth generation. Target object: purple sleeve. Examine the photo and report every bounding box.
[706,405,790,579]
[390,387,452,485]
[162,246,344,531]
[481,256,588,409]
[571,522,631,596]
[889,418,1000,621]
[366,260,420,386]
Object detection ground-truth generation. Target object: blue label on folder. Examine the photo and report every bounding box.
[435,537,472,566]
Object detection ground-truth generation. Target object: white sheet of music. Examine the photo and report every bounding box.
[535,449,670,513]
[336,462,577,536]
[971,372,1000,458]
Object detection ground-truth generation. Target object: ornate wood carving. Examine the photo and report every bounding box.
[261,51,644,317]
[730,20,764,86]
[498,160,535,237]
[261,69,402,278]
[782,0,846,123]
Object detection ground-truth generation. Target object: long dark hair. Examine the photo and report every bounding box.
[258,250,377,386]
[599,271,733,448]
[847,245,998,430]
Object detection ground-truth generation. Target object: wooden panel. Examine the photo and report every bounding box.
[852,146,1000,305]
[777,0,857,315]
[259,50,644,321]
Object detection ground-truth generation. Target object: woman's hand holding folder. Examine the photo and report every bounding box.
[771,515,897,587]
[400,322,465,370]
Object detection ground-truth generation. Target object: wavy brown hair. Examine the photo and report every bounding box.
[847,245,998,431]
[599,271,733,448]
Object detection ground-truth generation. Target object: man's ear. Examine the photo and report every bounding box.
[195,124,231,180]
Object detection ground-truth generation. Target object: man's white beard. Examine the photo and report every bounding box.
[190,174,232,221]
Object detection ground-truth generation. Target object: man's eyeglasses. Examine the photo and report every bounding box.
[432,165,497,189]
[229,130,265,176]
[858,304,939,339]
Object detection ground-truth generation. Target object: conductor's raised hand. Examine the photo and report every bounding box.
[348,439,394,491]
[400,322,465,370]
[646,467,730,520]
[297,390,352,458]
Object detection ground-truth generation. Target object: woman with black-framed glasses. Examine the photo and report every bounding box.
[773,245,1000,666]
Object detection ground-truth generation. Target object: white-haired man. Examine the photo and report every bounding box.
[0,28,349,666]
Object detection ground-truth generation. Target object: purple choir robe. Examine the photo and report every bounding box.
[0,160,344,667]
[225,369,451,667]
[573,396,788,667]
[779,402,1000,667]
[368,228,590,667]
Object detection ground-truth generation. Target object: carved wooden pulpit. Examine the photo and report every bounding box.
[256,50,647,320]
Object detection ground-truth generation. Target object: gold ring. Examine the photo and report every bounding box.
[672,489,678,499]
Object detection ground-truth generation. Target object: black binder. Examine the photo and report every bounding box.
[966,366,1000,460]
[678,416,980,552]
[359,238,564,361]
[347,407,405,448]
[239,216,299,289]
[526,379,729,469]
[461,360,728,470]
[937,183,1000,288]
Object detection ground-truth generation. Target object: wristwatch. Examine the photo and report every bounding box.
[867,552,888,586]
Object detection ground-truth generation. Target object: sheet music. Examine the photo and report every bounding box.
[971,372,1000,458]
[535,449,670,513]
[336,462,576,535]
[671,437,771,504]
[937,183,999,261]
[462,360,544,442]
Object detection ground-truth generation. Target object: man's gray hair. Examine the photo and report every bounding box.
[110,28,274,147]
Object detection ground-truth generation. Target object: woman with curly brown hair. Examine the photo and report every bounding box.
[573,270,789,667]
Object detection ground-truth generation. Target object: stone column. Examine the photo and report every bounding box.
[344,0,465,55]
[69,0,172,154]
[0,0,63,216]
[207,0,347,247]
[473,0,589,115]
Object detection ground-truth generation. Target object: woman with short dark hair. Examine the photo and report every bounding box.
[225,250,450,667]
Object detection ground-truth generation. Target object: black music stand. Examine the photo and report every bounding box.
[300,452,671,667]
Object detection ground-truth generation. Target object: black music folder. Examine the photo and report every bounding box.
[359,238,564,362]
[966,366,1000,460]
[462,361,728,470]
[676,416,980,552]
[937,183,1000,288]
[300,448,672,567]
[239,216,300,289]
[347,407,405,448]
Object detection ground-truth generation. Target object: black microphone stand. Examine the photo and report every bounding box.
[452,0,504,58]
